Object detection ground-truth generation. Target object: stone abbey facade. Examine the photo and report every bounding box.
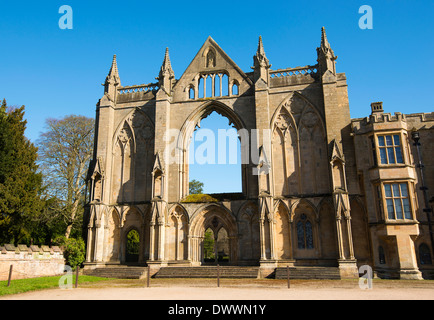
[84,28,434,279]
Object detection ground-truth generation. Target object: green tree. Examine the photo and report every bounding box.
[203,228,215,261]
[189,179,204,195]
[37,115,94,239]
[0,99,44,244]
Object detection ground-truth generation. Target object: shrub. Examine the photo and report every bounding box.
[181,194,218,203]
[54,236,86,270]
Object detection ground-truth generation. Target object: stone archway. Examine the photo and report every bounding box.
[189,204,238,265]
[125,228,140,263]
[176,100,248,199]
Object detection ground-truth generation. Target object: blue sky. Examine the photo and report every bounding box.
[1,1,433,193]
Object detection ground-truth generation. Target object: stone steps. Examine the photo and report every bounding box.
[154,266,260,279]
[275,266,341,280]
[84,266,148,279]
[84,265,341,280]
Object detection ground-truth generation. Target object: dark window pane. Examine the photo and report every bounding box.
[378,136,385,146]
[380,149,388,164]
[305,221,314,249]
[379,246,386,264]
[392,184,400,197]
[393,135,400,146]
[403,198,411,219]
[400,183,408,197]
[386,199,395,219]
[395,147,403,163]
[387,147,395,164]
[384,184,392,197]
[297,221,305,249]
[419,244,432,265]
[394,199,403,219]
[385,135,393,146]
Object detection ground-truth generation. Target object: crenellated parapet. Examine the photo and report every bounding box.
[0,245,64,280]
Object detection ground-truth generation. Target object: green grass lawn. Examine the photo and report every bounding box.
[0,275,112,296]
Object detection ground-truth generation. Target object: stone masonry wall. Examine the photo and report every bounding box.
[0,244,65,281]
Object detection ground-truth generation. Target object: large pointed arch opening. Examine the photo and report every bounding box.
[177,101,248,198]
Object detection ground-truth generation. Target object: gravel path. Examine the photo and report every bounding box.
[2,280,434,300]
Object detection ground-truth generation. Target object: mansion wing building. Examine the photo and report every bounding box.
[84,28,434,280]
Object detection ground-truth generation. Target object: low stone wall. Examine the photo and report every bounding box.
[0,244,65,281]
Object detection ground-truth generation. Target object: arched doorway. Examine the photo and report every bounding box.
[204,228,216,263]
[216,227,230,263]
[125,229,140,263]
[189,204,238,265]
[203,225,231,264]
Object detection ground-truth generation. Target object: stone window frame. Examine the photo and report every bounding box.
[196,71,230,99]
[370,131,408,167]
[295,213,315,250]
[376,180,417,222]
[188,85,195,100]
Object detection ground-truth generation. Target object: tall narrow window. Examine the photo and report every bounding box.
[384,183,412,220]
[370,136,377,166]
[296,214,314,249]
[232,83,239,96]
[214,75,221,97]
[206,75,212,98]
[189,87,195,100]
[376,185,384,219]
[377,134,404,164]
[379,246,386,264]
[221,74,229,96]
[198,77,204,99]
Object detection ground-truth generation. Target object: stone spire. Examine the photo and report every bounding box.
[104,54,121,100]
[157,47,175,92]
[109,54,119,79]
[317,27,337,77]
[253,36,271,83]
[256,36,269,66]
[320,26,330,51]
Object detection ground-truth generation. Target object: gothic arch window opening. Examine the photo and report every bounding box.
[296,214,314,250]
[196,72,229,99]
[188,110,242,194]
[231,81,239,96]
[189,86,195,100]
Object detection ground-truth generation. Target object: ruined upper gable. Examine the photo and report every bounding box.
[172,36,253,102]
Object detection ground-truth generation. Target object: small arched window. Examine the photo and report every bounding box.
[189,86,195,100]
[419,243,432,265]
[232,83,239,96]
[296,214,313,249]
